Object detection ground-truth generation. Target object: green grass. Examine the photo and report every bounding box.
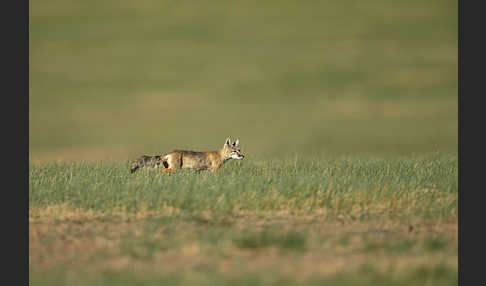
[29,0,457,161]
[29,153,457,216]
[30,265,458,286]
[233,229,307,251]
[29,153,458,286]
[30,0,457,284]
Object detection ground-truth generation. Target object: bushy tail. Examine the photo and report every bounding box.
[130,164,140,174]
[130,155,163,174]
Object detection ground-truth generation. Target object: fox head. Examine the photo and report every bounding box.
[222,138,245,160]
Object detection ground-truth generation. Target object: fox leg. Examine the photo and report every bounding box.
[160,154,181,174]
[211,165,220,174]
[160,160,170,173]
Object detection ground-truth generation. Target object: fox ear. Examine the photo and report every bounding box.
[235,138,240,147]
[225,138,231,146]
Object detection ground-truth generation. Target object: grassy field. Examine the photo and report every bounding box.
[30,153,458,286]
[29,0,457,161]
[30,0,457,285]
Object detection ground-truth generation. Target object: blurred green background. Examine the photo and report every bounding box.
[29,0,457,162]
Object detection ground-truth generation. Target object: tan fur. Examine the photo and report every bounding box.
[130,138,244,174]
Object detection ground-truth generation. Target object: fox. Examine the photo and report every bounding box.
[130,138,245,174]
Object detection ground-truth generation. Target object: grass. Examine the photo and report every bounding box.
[29,153,457,216]
[29,0,457,161]
[29,153,458,286]
[30,0,457,284]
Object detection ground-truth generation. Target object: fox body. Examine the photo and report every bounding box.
[130,138,244,174]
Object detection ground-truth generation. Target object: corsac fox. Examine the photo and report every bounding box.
[130,138,245,174]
